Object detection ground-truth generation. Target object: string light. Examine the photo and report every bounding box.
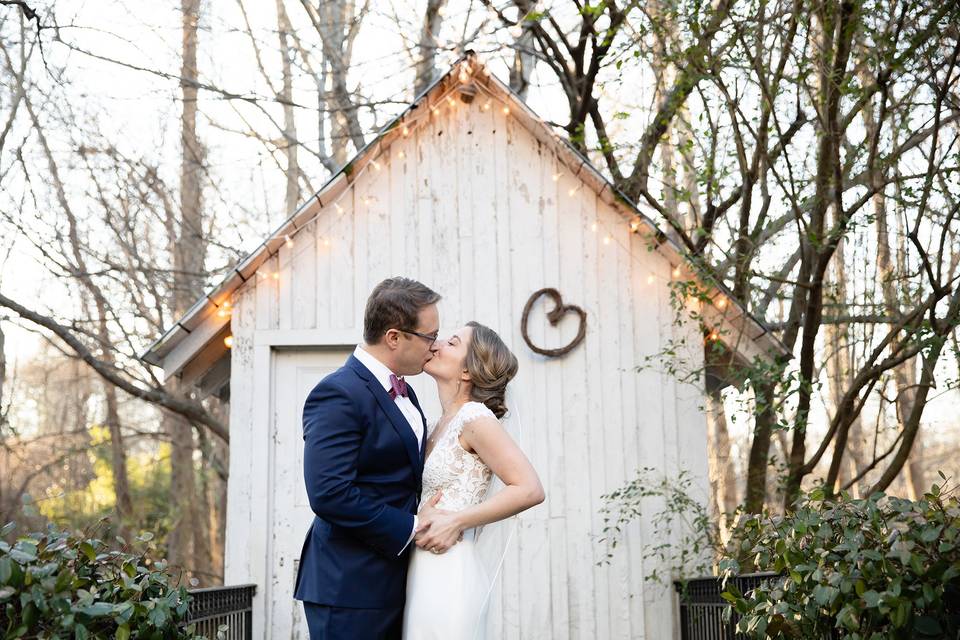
[224,335,234,348]
[245,71,742,352]
[284,234,293,248]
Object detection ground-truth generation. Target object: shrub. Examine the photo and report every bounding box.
[720,480,960,639]
[0,519,201,639]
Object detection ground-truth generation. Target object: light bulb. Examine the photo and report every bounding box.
[716,297,727,309]
[482,101,492,111]
[285,234,293,248]
[603,236,611,245]
[224,335,234,348]
[397,149,406,159]
[552,172,562,182]
[371,160,381,171]
[630,220,640,232]
[647,274,655,284]
[401,125,410,137]
[672,266,681,277]
[272,272,280,280]
[502,106,511,115]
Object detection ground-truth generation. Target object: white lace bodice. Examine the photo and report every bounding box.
[421,401,495,512]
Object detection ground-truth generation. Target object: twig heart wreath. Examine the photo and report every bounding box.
[520,288,587,358]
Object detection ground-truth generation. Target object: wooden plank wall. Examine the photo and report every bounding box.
[225,92,709,639]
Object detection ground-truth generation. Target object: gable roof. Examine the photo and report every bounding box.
[142,52,788,372]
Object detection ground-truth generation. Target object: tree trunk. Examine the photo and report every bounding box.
[104,382,134,530]
[167,0,207,580]
[276,0,299,216]
[0,323,5,419]
[509,27,536,100]
[745,378,775,513]
[414,0,447,95]
[706,387,738,540]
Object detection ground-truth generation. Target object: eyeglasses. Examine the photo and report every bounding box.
[398,328,439,346]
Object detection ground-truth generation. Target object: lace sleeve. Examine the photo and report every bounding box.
[454,402,498,435]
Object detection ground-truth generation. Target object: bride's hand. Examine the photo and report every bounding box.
[415,492,464,554]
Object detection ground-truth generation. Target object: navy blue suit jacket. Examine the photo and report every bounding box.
[293,354,427,608]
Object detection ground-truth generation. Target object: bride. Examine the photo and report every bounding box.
[402,321,545,640]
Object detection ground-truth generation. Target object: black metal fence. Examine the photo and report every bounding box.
[674,572,779,640]
[185,584,256,640]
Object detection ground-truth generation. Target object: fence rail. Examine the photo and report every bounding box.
[185,584,256,640]
[674,573,778,640]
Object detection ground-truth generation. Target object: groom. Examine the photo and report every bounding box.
[294,277,447,639]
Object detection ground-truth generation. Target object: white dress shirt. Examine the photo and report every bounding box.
[353,345,424,447]
[353,345,423,554]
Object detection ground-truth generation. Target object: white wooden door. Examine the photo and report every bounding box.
[267,348,442,638]
[269,348,351,638]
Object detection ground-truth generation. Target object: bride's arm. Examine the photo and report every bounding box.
[415,416,544,552]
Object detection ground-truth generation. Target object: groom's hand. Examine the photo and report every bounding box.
[415,492,464,554]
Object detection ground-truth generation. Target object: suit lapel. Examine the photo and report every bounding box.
[406,386,428,471]
[347,356,421,472]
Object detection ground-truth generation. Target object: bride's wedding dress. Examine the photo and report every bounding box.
[402,401,498,640]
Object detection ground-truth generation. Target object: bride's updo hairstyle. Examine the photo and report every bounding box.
[463,321,519,419]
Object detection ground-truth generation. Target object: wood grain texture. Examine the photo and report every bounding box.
[224,93,708,639]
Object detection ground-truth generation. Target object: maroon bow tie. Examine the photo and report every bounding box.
[388,374,408,399]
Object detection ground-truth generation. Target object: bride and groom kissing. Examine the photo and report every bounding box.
[293,277,545,639]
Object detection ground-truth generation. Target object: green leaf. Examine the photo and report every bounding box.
[914,615,942,636]
[78,542,96,563]
[75,601,114,617]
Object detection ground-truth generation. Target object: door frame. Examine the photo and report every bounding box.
[248,329,358,638]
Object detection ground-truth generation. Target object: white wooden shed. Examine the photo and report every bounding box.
[143,54,786,639]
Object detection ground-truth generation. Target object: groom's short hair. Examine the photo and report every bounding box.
[364,277,441,344]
